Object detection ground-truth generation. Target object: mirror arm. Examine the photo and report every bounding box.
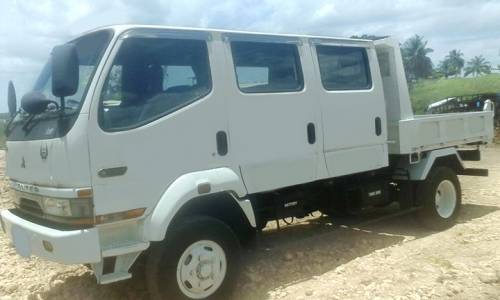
[59,96,66,114]
[58,96,68,135]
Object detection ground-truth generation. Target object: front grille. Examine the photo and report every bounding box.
[19,198,43,216]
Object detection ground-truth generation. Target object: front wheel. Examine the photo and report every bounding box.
[416,167,461,230]
[146,216,240,300]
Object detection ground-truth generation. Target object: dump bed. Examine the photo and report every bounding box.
[374,38,495,155]
[388,110,495,154]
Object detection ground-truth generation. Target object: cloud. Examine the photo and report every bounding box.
[1,0,500,112]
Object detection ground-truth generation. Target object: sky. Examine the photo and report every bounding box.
[1,0,500,112]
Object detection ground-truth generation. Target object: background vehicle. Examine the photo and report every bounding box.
[425,93,499,129]
[0,25,495,299]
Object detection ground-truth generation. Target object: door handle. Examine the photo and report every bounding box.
[375,117,382,136]
[216,131,228,156]
[307,123,316,144]
[98,166,127,178]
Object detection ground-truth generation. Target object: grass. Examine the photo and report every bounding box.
[409,73,500,113]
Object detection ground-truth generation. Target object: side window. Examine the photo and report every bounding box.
[230,41,303,93]
[316,46,372,91]
[100,38,211,131]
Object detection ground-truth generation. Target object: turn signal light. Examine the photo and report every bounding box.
[76,188,93,198]
[95,208,146,224]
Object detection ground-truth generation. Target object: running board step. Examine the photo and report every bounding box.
[99,272,132,284]
[460,168,488,177]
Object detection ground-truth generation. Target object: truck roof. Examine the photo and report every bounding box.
[78,24,375,45]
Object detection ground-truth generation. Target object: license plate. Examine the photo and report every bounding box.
[11,225,31,258]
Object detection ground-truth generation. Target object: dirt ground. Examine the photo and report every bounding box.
[0,145,499,300]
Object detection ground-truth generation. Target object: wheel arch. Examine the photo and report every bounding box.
[169,192,256,242]
[407,148,464,181]
[144,167,256,241]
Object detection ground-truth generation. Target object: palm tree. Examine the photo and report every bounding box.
[446,49,465,77]
[401,35,434,81]
[438,50,465,78]
[464,56,491,77]
[438,59,453,78]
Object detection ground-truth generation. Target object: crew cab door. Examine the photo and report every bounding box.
[310,40,388,177]
[87,30,227,215]
[223,35,320,193]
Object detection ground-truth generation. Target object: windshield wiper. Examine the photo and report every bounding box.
[22,105,77,136]
[21,114,38,133]
[21,109,61,135]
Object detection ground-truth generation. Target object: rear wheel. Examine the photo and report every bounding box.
[146,216,240,300]
[416,167,461,230]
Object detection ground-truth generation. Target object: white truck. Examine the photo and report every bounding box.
[0,25,495,299]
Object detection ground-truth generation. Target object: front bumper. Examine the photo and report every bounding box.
[0,209,101,264]
[1,208,150,284]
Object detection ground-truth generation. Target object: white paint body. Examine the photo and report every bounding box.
[0,25,495,284]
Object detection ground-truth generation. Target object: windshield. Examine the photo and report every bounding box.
[8,29,113,141]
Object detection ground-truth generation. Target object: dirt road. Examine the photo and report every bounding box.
[0,145,499,300]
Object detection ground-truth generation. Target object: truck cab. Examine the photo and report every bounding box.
[0,25,494,300]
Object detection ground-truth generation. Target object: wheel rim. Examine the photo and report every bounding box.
[435,180,457,219]
[176,240,227,299]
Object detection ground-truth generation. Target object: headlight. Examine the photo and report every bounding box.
[42,197,93,218]
[43,198,72,217]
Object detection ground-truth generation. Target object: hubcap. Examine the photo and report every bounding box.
[435,180,457,218]
[176,240,227,299]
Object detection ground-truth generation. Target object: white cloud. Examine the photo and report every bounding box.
[1,0,500,112]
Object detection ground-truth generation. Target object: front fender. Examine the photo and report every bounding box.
[144,167,255,241]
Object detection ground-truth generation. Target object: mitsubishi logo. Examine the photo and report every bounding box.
[40,144,48,160]
[21,157,26,168]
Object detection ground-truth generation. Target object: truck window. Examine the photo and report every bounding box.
[99,38,212,131]
[316,45,372,91]
[230,41,303,93]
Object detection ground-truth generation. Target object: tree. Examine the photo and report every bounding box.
[401,35,434,81]
[446,49,465,77]
[438,50,465,78]
[464,55,491,77]
[438,59,454,78]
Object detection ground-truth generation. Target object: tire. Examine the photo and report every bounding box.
[146,216,241,300]
[416,166,461,230]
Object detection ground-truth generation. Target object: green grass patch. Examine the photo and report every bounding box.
[409,74,500,113]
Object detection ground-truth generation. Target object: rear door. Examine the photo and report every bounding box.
[223,35,320,193]
[311,40,388,177]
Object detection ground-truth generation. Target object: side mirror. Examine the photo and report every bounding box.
[21,92,53,115]
[52,44,79,98]
[7,81,17,118]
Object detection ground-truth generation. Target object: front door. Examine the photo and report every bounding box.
[87,30,226,215]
